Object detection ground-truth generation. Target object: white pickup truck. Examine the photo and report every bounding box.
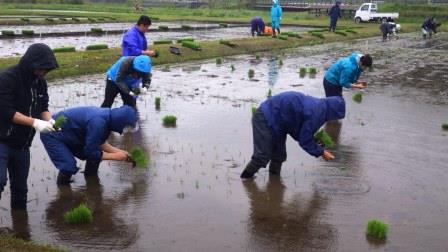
[354,3,399,23]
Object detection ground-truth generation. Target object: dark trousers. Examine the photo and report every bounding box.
[0,143,30,209]
[323,78,342,97]
[101,79,136,108]
[329,18,338,31]
[250,109,287,168]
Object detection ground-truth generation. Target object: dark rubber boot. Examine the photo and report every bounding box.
[84,160,100,177]
[269,161,282,176]
[240,161,261,179]
[57,171,72,185]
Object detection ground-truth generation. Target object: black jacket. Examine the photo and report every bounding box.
[0,43,58,149]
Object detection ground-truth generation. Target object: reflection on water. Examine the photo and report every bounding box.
[267,57,280,87]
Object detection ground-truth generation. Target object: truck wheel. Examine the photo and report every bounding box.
[355,17,361,23]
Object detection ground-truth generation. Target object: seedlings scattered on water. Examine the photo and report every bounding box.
[248,69,255,79]
[53,47,76,53]
[267,89,272,97]
[366,219,389,239]
[163,115,177,127]
[64,203,93,224]
[86,44,108,51]
[130,147,149,168]
[442,121,448,130]
[155,97,161,110]
[1,30,14,36]
[255,53,261,60]
[153,39,172,45]
[230,64,235,71]
[353,92,363,103]
[22,29,34,36]
[314,129,334,148]
[216,57,222,65]
[87,17,96,22]
[53,115,67,130]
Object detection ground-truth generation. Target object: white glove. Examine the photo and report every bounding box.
[129,91,136,97]
[49,119,55,126]
[33,119,55,133]
[141,87,148,95]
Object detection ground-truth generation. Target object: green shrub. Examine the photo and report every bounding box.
[216,57,222,65]
[310,32,325,39]
[130,147,149,168]
[353,92,363,103]
[177,38,194,43]
[314,129,334,148]
[53,47,76,53]
[155,97,161,110]
[90,28,103,33]
[181,41,201,50]
[20,17,30,22]
[64,204,93,224]
[442,121,448,130]
[308,67,317,74]
[219,39,236,47]
[163,115,177,127]
[181,24,192,30]
[53,115,67,130]
[86,44,108,51]
[366,219,389,239]
[345,29,358,34]
[219,23,228,27]
[153,40,172,45]
[1,30,15,36]
[158,25,169,31]
[22,30,34,36]
[248,69,255,79]
[45,18,54,22]
[278,35,288,40]
[334,31,347,36]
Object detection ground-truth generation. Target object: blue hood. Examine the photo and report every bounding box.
[324,96,345,121]
[110,105,137,134]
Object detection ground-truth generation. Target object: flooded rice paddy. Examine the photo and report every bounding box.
[0,33,447,251]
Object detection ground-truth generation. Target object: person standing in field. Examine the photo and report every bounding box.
[271,0,283,37]
[328,1,342,32]
[122,15,156,57]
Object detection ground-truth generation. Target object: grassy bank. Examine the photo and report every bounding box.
[0,235,65,252]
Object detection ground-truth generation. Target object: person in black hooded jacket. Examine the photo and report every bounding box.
[0,43,58,209]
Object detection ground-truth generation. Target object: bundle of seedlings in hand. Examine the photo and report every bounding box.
[86,44,108,50]
[153,40,172,45]
[130,147,149,168]
[299,67,307,77]
[64,203,93,224]
[248,69,255,79]
[252,106,257,115]
[158,25,169,31]
[90,28,103,34]
[442,121,448,130]
[1,30,14,36]
[132,87,141,96]
[181,41,201,50]
[314,129,334,148]
[155,97,161,110]
[154,49,160,58]
[352,92,363,103]
[163,115,177,127]
[366,219,389,239]
[53,115,67,130]
[22,30,34,36]
[216,57,222,65]
[53,47,76,53]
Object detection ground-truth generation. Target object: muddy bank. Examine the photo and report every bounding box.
[0,33,447,251]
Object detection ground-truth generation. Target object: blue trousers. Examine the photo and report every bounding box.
[323,78,343,97]
[329,18,338,31]
[40,133,82,175]
[251,109,287,168]
[0,142,30,209]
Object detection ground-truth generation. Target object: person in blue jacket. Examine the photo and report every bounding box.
[328,1,342,32]
[251,16,265,37]
[40,105,137,185]
[323,53,372,97]
[101,55,152,108]
[122,15,156,57]
[271,0,283,37]
[240,91,345,179]
[421,17,441,39]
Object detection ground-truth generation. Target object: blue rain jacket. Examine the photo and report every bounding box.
[260,91,345,157]
[41,106,136,168]
[271,2,283,29]
[122,26,148,56]
[329,4,341,20]
[251,17,265,35]
[107,56,142,91]
[324,53,363,88]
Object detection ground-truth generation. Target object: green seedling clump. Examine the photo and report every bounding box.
[216,57,222,65]
[52,47,76,53]
[86,44,108,51]
[130,147,149,168]
[53,115,67,130]
[64,203,93,224]
[334,31,347,36]
[181,24,192,30]
[153,40,172,45]
[177,38,194,43]
[182,41,201,50]
[353,92,363,103]
[267,89,272,97]
[158,25,169,31]
[155,97,161,110]
[308,67,317,74]
[163,115,177,127]
[1,30,14,36]
[230,64,235,71]
[314,129,334,148]
[252,106,257,115]
[219,23,228,27]
[22,30,34,36]
[299,67,307,77]
[90,28,103,33]
[345,29,358,34]
[366,219,389,239]
[255,53,261,60]
[279,59,283,66]
[248,69,255,79]
[310,32,325,39]
[442,121,448,130]
[278,35,288,40]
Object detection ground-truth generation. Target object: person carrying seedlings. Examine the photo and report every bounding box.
[328,1,342,32]
[323,52,372,97]
[271,0,283,37]
[241,91,345,179]
[250,16,266,37]
[421,17,441,39]
[0,43,58,209]
[40,105,137,185]
[122,15,156,57]
[101,55,152,108]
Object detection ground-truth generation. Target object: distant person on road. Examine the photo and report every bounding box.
[122,15,156,57]
[328,1,342,32]
[421,17,441,39]
[0,43,58,209]
[251,16,266,37]
[271,0,283,37]
[100,55,152,109]
[40,106,137,185]
[240,91,346,179]
[323,52,372,97]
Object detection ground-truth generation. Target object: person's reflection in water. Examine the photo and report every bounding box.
[243,176,337,251]
[10,209,30,240]
[267,57,279,87]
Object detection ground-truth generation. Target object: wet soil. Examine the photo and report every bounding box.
[0,32,447,251]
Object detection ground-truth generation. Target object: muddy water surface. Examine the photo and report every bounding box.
[0,33,447,251]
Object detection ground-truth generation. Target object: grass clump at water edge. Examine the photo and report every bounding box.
[314,128,334,148]
[64,203,93,224]
[163,115,177,127]
[366,219,389,239]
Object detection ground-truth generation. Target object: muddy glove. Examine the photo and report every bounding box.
[33,119,55,133]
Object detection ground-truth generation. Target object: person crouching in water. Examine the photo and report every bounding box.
[101,55,152,108]
[323,52,372,97]
[40,105,137,185]
[421,17,441,39]
[251,16,265,37]
[380,19,400,41]
[240,91,345,179]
